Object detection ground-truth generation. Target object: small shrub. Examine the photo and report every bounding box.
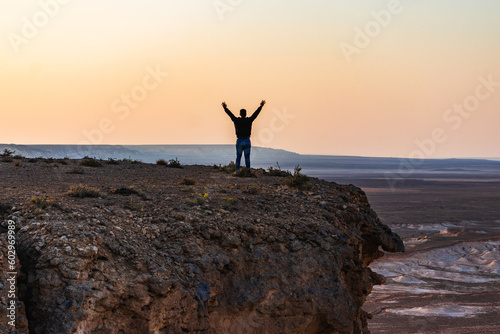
[1,149,15,157]
[223,197,238,210]
[217,161,236,174]
[124,201,142,211]
[226,197,238,205]
[67,166,84,174]
[13,160,21,167]
[233,167,256,178]
[156,159,168,166]
[106,158,120,165]
[110,186,139,196]
[191,192,208,206]
[67,184,101,198]
[267,162,291,177]
[80,157,102,167]
[244,183,260,194]
[31,195,54,209]
[167,158,182,168]
[56,159,68,165]
[180,177,196,186]
[286,165,310,189]
[158,158,182,168]
[111,186,149,200]
[2,156,13,163]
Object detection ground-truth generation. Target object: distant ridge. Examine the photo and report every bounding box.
[0,144,298,166]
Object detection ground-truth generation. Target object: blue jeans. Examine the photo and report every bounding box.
[235,138,251,169]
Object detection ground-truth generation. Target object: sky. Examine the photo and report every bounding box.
[1,0,499,158]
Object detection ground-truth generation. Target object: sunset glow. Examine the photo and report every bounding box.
[1,0,499,158]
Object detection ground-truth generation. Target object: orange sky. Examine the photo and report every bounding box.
[1,1,499,158]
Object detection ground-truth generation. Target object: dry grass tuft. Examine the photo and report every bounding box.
[67,184,101,198]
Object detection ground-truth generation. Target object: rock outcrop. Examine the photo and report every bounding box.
[0,160,403,333]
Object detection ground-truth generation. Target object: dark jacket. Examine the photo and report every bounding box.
[224,106,262,139]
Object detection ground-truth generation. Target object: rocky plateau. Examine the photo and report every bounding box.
[0,158,403,333]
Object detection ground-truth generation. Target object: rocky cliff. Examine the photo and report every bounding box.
[0,158,403,333]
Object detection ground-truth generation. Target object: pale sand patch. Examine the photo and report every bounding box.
[371,241,500,286]
[388,305,488,318]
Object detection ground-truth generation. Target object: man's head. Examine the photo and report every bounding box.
[240,109,247,118]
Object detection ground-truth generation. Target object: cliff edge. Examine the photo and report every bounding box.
[0,158,403,333]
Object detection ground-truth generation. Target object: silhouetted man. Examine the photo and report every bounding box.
[222,100,266,170]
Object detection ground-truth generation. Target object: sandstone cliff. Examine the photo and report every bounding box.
[0,159,403,333]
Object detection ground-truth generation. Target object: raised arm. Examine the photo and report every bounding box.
[249,100,266,121]
[222,101,236,121]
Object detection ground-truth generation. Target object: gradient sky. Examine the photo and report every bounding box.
[1,0,499,158]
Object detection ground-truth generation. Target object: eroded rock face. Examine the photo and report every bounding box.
[0,163,403,333]
[0,226,29,334]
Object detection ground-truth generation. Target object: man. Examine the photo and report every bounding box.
[222,100,266,170]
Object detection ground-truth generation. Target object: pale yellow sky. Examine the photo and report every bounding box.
[1,0,499,158]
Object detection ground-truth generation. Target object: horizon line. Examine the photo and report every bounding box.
[1,143,499,162]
